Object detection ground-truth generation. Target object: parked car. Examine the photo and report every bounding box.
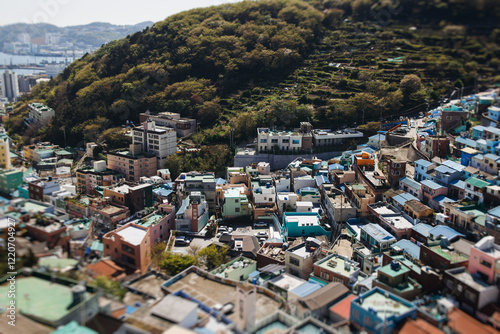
[253,222,267,228]
[255,231,268,238]
[175,237,191,246]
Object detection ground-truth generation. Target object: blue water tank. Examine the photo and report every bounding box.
[390,261,401,271]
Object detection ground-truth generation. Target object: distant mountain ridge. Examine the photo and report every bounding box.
[0,21,154,50]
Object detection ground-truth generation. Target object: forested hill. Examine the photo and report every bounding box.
[6,0,500,146]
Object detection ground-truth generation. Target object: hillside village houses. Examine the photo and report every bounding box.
[1,89,500,333]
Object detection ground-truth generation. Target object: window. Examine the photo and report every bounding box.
[235,208,240,212]
[480,259,492,268]
[320,271,330,280]
[289,257,300,266]
[379,274,389,283]
[122,244,135,255]
[464,290,477,303]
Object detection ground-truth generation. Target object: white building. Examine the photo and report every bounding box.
[277,192,298,215]
[252,180,276,206]
[257,128,302,153]
[275,174,291,192]
[132,120,177,167]
[28,102,55,125]
[313,129,364,147]
[1,70,19,102]
[139,111,196,138]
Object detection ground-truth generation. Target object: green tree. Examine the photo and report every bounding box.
[400,74,423,98]
[100,127,131,149]
[94,276,127,299]
[196,244,229,270]
[151,242,167,267]
[159,252,196,276]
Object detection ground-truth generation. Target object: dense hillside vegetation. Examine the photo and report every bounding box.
[6,0,500,147]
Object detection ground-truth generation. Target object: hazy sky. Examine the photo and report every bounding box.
[3,0,244,26]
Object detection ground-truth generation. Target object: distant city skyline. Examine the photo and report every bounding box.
[3,0,244,27]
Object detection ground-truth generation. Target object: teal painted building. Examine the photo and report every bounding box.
[0,168,23,195]
[17,184,29,199]
[283,212,331,238]
[350,287,416,334]
[222,188,252,219]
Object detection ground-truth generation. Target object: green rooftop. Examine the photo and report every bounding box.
[53,321,98,334]
[38,257,78,269]
[36,149,54,155]
[379,262,410,278]
[24,201,50,212]
[69,219,92,231]
[0,276,93,323]
[389,255,422,275]
[465,177,490,188]
[138,213,163,227]
[430,245,468,263]
[91,240,104,252]
[55,149,73,156]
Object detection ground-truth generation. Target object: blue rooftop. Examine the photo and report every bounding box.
[328,163,344,171]
[391,240,421,260]
[434,165,456,174]
[315,175,329,187]
[449,179,466,189]
[415,159,433,168]
[290,282,322,298]
[421,180,445,190]
[392,193,418,207]
[153,188,173,197]
[441,160,466,172]
[488,206,500,218]
[412,223,433,237]
[215,178,227,185]
[456,137,478,148]
[429,225,464,241]
[432,195,455,207]
[484,153,500,161]
[177,197,189,216]
[399,177,421,189]
[368,134,385,141]
[361,223,396,243]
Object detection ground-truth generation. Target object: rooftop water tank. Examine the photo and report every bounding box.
[390,261,401,271]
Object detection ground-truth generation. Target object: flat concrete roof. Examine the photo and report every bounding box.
[269,273,306,291]
[151,295,197,323]
[316,255,358,277]
[0,277,92,322]
[166,272,281,323]
[359,290,412,320]
[384,216,414,229]
[116,225,147,246]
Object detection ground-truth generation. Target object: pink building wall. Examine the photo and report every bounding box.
[469,237,500,285]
